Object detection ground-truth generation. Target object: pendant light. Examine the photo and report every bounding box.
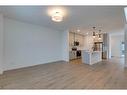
[74,31,76,46]
[93,27,96,38]
[98,30,101,39]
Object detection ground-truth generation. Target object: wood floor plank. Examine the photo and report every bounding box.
[0,58,126,89]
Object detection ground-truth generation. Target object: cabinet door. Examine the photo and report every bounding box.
[79,35,83,46]
[69,51,76,60]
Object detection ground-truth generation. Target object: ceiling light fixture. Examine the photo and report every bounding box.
[52,11,63,22]
[48,7,67,22]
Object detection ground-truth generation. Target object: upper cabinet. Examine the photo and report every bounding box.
[69,32,85,49]
[75,34,84,47]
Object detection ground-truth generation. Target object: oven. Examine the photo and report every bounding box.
[76,50,81,58]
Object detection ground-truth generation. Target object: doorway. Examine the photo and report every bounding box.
[109,32,125,59]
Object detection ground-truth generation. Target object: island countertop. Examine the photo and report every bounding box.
[82,50,101,53]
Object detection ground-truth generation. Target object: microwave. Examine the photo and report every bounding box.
[74,41,79,46]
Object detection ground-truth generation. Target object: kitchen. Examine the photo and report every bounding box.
[69,27,109,65]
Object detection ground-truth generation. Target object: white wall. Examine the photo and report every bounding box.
[125,24,127,67]
[109,31,124,58]
[0,14,4,74]
[62,30,69,62]
[124,8,127,67]
[3,18,63,71]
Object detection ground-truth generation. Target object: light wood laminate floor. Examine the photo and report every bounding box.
[0,58,127,89]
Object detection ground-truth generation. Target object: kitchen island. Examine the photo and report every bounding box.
[82,50,102,65]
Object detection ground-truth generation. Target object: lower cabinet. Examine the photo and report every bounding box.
[69,51,77,60]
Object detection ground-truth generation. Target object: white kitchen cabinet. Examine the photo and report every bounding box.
[69,51,77,60]
[69,32,85,60]
[82,50,102,65]
[69,32,84,47]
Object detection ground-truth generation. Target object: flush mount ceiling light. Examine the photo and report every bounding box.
[52,11,63,22]
[48,7,67,22]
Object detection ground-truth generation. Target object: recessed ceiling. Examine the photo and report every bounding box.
[0,6,126,33]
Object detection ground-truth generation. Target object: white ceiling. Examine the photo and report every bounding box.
[0,6,126,34]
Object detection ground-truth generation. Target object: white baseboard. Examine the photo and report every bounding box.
[3,60,64,73]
